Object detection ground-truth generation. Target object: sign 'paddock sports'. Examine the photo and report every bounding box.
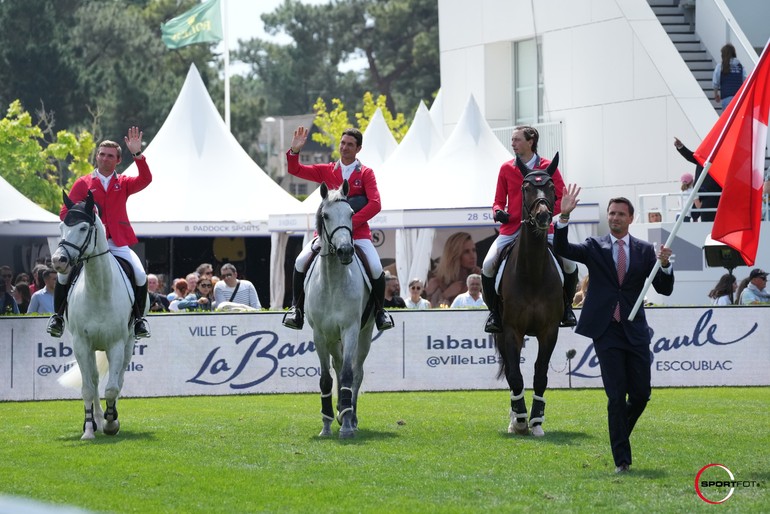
[0,307,765,400]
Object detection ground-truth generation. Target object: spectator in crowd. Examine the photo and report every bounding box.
[214,263,261,310]
[28,268,57,314]
[426,232,482,309]
[647,210,662,223]
[404,278,431,309]
[14,273,30,288]
[450,274,486,308]
[708,273,737,306]
[573,274,590,307]
[196,263,214,279]
[12,282,31,314]
[29,264,46,294]
[673,137,721,222]
[677,172,699,222]
[1,265,14,294]
[167,278,189,310]
[147,273,170,312]
[0,287,19,315]
[177,277,215,311]
[735,276,751,304]
[384,273,406,308]
[713,43,746,109]
[738,268,770,305]
[481,125,578,332]
[185,272,199,295]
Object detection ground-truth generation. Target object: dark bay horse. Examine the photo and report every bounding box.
[496,153,564,437]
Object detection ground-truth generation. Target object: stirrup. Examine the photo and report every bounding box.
[134,318,151,339]
[47,315,64,338]
[375,310,394,331]
[484,311,502,333]
[560,308,577,328]
[282,307,304,330]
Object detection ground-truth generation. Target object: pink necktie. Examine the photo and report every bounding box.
[613,239,626,321]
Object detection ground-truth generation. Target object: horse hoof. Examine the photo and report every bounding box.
[80,431,95,441]
[513,421,529,435]
[531,425,545,437]
[319,427,332,437]
[339,428,356,439]
[103,420,120,436]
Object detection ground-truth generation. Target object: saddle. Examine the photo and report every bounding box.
[67,256,138,317]
[494,239,564,293]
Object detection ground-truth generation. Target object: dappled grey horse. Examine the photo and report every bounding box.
[305,181,375,438]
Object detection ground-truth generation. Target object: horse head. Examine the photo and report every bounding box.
[517,152,559,233]
[51,190,102,273]
[317,180,355,264]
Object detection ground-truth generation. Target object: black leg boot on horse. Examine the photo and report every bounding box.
[46,280,71,338]
[133,282,151,339]
[560,269,579,327]
[481,274,502,333]
[282,269,306,330]
[372,273,394,331]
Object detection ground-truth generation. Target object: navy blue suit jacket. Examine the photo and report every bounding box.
[553,225,674,345]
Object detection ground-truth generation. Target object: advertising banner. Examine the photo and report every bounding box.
[0,307,766,401]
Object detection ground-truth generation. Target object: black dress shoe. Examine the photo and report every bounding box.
[560,307,577,327]
[614,463,630,474]
[282,307,304,330]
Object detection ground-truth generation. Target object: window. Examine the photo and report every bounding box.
[514,38,543,125]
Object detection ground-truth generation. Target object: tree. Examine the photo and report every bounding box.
[0,101,94,213]
[312,93,407,160]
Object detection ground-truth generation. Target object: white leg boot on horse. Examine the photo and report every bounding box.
[481,275,502,333]
[282,269,306,330]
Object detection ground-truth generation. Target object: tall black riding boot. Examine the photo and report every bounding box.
[372,273,394,331]
[481,274,502,333]
[560,269,579,328]
[133,282,151,339]
[46,280,71,338]
[282,269,306,330]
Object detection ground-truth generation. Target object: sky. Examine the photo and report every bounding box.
[215,0,365,72]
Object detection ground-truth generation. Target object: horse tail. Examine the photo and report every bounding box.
[492,334,507,380]
[57,351,110,389]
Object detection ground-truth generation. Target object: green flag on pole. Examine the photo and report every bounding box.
[161,0,223,49]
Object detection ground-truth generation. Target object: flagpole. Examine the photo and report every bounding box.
[222,0,231,130]
[629,40,770,320]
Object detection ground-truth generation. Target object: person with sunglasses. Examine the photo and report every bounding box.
[177,278,215,311]
[213,263,261,310]
[405,278,431,310]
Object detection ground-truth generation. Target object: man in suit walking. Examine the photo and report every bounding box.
[554,184,674,474]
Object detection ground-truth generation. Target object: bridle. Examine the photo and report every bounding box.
[318,199,354,257]
[57,210,109,267]
[521,171,554,228]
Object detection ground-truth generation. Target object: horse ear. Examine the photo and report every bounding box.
[516,154,531,177]
[85,190,95,215]
[545,152,560,177]
[342,179,350,197]
[320,182,329,199]
[62,189,74,210]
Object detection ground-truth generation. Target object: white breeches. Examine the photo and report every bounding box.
[482,231,576,277]
[296,238,383,277]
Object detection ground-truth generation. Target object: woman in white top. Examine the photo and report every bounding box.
[404,278,431,309]
[708,273,737,306]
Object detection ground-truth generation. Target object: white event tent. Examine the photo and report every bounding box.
[123,64,302,309]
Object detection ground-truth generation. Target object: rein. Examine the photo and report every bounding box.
[57,220,107,267]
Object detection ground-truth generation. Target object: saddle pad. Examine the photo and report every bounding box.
[495,250,564,293]
[305,255,372,292]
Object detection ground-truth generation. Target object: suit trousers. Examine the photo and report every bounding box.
[593,321,652,467]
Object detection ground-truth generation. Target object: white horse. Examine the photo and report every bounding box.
[51,190,139,440]
[305,181,375,439]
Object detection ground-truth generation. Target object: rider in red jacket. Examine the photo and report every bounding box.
[47,127,153,339]
[281,126,394,332]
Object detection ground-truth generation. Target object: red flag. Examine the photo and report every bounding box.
[694,42,770,266]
